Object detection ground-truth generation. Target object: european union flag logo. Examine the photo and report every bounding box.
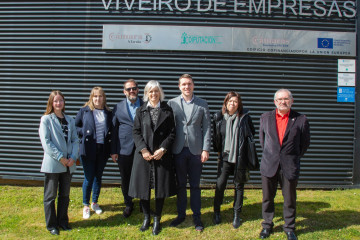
[318,38,333,49]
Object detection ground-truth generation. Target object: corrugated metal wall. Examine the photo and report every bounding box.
[0,1,357,187]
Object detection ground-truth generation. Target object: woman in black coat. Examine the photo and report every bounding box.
[129,80,176,235]
[212,91,255,229]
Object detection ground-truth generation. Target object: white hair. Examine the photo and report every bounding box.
[274,88,293,101]
[143,80,165,102]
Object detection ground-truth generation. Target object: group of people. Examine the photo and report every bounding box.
[38,74,310,240]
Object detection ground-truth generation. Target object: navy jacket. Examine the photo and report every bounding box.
[259,109,310,180]
[75,106,112,161]
[111,98,143,156]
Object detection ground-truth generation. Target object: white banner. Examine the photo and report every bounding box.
[102,25,356,56]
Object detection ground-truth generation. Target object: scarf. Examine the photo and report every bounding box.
[223,111,239,163]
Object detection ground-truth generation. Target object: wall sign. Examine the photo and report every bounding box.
[103,25,356,57]
[337,87,355,102]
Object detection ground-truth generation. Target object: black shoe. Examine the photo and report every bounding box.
[152,216,161,235]
[193,217,204,232]
[59,225,72,231]
[123,206,133,218]
[49,228,59,235]
[169,216,185,227]
[232,212,242,229]
[260,228,272,239]
[213,212,221,225]
[285,231,297,240]
[140,215,151,232]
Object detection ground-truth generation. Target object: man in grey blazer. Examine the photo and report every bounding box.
[168,74,211,232]
[111,79,143,218]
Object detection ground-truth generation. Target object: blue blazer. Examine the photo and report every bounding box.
[111,98,143,156]
[39,113,79,174]
[75,106,112,161]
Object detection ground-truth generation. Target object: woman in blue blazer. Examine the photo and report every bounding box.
[75,86,112,219]
[39,90,79,235]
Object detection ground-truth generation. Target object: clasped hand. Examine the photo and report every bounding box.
[60,157,75,167]
[142,149,164,161]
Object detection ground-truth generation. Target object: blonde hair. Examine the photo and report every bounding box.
[83,86,110,111]
[44,90,65,115]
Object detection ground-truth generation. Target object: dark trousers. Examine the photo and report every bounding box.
[261,167,298,232]
[174,147,202,219]
[214,161,244,213]
[117,153,134,207]
[81,144,107,205]
[44,169,72,231]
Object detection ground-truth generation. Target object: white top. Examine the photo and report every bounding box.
[93,109,105,144]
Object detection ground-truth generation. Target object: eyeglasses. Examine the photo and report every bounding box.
[125,87,138,92]
[275,98,291,102]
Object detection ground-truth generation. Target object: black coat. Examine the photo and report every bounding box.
[259,109,310,180]
[129,102,177,200]
[212,109,255,183]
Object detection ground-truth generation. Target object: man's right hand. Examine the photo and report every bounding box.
[111,154,118,163]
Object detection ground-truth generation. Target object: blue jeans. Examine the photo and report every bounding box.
[174,147,202,219]
[81,145,107,205]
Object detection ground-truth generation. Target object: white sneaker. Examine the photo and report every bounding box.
[83,206,90,219]
[91,203,103,215]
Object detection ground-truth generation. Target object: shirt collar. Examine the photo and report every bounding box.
[181,94,195,104]
[147,101,160,108]
[127,97,140,107]
[276,109,290,118]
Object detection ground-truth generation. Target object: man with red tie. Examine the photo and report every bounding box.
[259,89,310,240]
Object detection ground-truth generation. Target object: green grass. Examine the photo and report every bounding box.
[0,185,359,239]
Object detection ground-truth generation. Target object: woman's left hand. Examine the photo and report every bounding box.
[153,149,164,160]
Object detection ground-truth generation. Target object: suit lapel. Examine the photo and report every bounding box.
[50,113,66,142]
[283,110,296,142]
[154,103,167,132]
[188,96,198,123]
[121,100,133,122]
[176,96,187,121]
[269,110,280,146]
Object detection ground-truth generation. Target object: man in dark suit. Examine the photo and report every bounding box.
[168,74,211,232]
[259,89,310,240]
[111,79,143,218]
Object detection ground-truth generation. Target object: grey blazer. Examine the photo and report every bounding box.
[39,113,79,174]
[168,95,211,155]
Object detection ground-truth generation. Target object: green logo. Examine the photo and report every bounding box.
[181,32,222,45]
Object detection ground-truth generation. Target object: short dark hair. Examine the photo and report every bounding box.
[222,91,243,116]
[123,79,138,89]
[178,74,194,84]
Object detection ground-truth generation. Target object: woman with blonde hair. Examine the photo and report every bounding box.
[39,90,79,235]
[75,86,113,219]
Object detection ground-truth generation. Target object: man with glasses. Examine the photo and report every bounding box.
[111,79,143,218]
[259,89,310,240]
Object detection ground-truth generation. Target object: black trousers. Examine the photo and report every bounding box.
[117,152,134,208]
[140,190,164,218]
[214,160,244,213]
[44,168,72,231]
[261,167,298,232]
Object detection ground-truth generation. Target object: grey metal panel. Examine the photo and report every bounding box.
[0,1,356,187]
